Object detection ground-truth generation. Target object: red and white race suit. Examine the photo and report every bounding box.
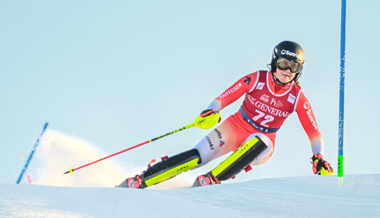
[193,70,324,167]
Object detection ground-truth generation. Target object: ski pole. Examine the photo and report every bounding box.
[64,112,220,175]
[17,122,49,184]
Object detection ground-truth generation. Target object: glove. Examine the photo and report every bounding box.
[311,153,334,175]
[200,109,221,123]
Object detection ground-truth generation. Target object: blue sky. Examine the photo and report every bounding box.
[1,1,379,184]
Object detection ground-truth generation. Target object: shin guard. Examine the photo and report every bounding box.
[210,136,268,181]
[142,149,201,187]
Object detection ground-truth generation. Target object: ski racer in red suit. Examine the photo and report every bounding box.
[117,41,334,189]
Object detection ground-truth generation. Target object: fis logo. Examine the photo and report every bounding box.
[256,82,265,90]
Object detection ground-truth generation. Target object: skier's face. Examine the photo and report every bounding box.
[274,68,296,84]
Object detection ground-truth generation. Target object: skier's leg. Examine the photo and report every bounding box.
[193,115,253,168]
[117,115,246,189]
[117,125,234,189]
[193,133,273,187]
[117,148,202,188]
[249,133,274,166]
[142,148,201,187]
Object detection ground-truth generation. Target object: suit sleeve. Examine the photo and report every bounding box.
[208,72,257,111]
[295,91,324,155]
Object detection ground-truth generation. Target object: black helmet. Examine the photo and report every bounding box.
[270,41,305,83]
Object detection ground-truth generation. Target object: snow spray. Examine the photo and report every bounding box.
[31,130,132,187]
[27,130,197,189]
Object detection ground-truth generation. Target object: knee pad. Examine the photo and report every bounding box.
[143,149,201,187]
[210,136,268,181]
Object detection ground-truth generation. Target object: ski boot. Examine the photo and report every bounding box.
[116,159,156,189]
[193,173,221,187]
[117,174,147,189]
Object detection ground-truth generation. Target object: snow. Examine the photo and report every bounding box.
[1,174,379,217]
[3,129,379,217]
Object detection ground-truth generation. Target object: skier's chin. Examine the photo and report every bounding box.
[277,76,291,84]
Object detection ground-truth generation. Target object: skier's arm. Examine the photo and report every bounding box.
[295,91,324,155]
[207,99,223,112]
[208,72,257,111]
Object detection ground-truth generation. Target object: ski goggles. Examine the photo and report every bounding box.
[276,58,302,74]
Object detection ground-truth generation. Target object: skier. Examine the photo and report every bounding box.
[117,41,334,189]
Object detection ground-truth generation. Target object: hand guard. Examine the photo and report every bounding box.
[200,109,221,123]
[311,153,334,175]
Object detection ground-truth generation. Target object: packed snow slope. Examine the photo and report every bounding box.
[4,131,379,217]
[1,174,379,218]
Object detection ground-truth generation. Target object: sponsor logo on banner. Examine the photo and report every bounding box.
[219,140,225,147]
[256,82,265,90]
[260,94,270,103]
[287,94,296,104]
